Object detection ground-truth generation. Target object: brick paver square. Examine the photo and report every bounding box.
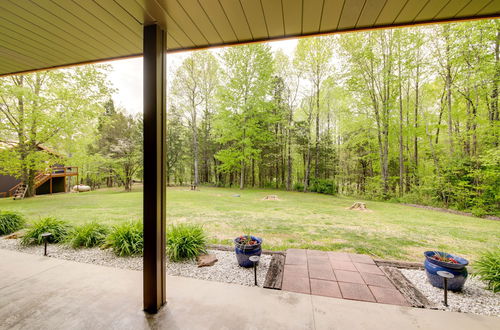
[308,263,336,281]
[307,255,329,264]
[349,254,375,264]
[284,264,308,278]
[369,286,409,306]
[307,250,327,257]
[360,273,395,288]
[338,282,376,302]
[282,249,408,307]
[327,252,351,261]
[287,248,306,255]
[353,262,384,275]
[310,279,342,298]
[334,270,365,284]
[281,273,310,294]
[285,254,307,265]
[330,260,357,272]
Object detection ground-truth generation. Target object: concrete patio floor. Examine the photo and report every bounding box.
[0,249,498,330]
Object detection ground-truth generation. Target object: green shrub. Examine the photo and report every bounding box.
[473,250,500,293]
[21,217,70,245]
[309,179,336,195]
[471,206,488,218]
[0,211,25,235]
[106,221,143,256]
[166,223,207,262]
[68,222,109,248]
[293,182,304,191]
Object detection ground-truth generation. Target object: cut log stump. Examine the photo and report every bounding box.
[349,202,367,210]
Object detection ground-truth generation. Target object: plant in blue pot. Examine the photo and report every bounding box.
[424,251,469,291]
[234,235,262,268]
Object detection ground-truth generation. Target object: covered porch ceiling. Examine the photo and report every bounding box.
[0,0,499,77]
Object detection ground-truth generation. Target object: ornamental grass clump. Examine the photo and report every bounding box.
[166,223,207,262]
[0,211,25,235]
[68,222,109,248]
[21,217,71,245]
[473,250,500,293]
[106,221,143,256]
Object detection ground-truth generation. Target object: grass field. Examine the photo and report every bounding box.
[0,185,498,262]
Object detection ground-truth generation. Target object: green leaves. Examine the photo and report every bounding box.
[473,250,500,293]
[21,217,71,245]
[106,221,143,257]
[166,223,207,262]
[67,222,109,248]
[0,211,25,235]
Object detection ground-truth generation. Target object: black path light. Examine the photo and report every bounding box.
[41,232,52,256]
[437,270,455,307]
[249,255,260,286]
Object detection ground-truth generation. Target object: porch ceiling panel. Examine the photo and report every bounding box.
[0,0,499,76]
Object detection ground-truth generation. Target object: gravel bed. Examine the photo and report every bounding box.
[401,269,500,317]
[0,237,271,288]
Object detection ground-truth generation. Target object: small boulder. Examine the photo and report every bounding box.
[232,194,240,197]
[5,230,25,239]
[197,254,218,267]
[72,185,91,192]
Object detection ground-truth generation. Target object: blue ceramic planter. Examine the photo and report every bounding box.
[234,236,262,268]
[424,251,469,292]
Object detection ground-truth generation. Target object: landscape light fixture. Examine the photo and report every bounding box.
[437,270,454,307]
[249,255,260,286]
[41,232,52,256]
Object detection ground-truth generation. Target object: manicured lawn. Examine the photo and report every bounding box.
[1,186,498,262]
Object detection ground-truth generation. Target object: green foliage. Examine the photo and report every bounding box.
[0,66,113,197]
[309,179,336,195]
[106,221,143,256]
[93,107,143,192]
[21,217,70,245]
[67,222,109,248]
[0,211,25,235]
[293,182,304,191]
[166,223,207,262]
[473,250,500,293]
[429,153,500,216]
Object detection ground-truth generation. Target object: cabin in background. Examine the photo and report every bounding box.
[0,145,78,198]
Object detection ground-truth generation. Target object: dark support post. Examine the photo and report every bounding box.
[143,24,167,313]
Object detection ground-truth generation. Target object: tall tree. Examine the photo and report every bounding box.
[0,66,112,196]
[294,36,334,189]
[215,44,274,189]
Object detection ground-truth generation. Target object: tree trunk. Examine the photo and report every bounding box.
[314,84,320,179]
[398,80,404,197]
[414,57,420,186]
[192,106,199,186]
[286,109,293,191]
[444,26,455,154]
[491,28,500,146]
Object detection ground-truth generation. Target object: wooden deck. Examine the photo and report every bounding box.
[5,166,78,197]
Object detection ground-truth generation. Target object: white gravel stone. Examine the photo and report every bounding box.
[401,268,500,317]
[0,237,271,288]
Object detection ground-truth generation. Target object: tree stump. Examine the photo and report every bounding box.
[349,202,367,210]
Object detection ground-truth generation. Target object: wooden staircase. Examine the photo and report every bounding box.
[8,173,50,200]
[13,184,28,200]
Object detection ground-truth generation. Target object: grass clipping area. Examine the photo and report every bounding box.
[0,186,498,262]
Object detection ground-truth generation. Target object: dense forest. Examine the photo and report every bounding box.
[167,20,499,216]
[0,20,498,216]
